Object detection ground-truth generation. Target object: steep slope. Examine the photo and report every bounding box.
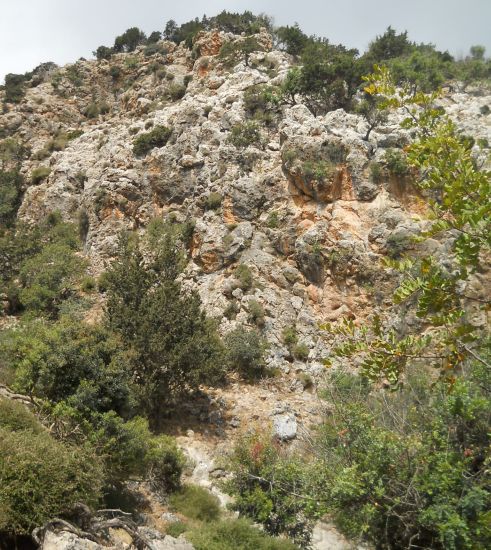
[2,28,491,429]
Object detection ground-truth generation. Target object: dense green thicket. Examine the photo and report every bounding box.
[104,220,226,420]
[0,214,86,316]
[0,399,103,535]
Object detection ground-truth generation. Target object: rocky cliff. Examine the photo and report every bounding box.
[2,28,491,433]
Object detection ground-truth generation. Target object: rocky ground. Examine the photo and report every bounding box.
[2,28,491,549]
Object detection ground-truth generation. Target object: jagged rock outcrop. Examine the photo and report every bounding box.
[2,29,491,380]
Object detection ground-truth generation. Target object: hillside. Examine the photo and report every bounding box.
[1,17,491,550]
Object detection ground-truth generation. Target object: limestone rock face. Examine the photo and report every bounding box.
[41,529,195,550]
[2,27,490,379]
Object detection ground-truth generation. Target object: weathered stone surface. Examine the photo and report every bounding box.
[273,412,298,441]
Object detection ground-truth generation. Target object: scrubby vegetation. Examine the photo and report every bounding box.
[133,125,172,156]
[2,9,491,550]
[226,65,491,550]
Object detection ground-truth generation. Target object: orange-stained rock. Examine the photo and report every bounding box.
[194,31,224,57]
[307,284,322,304]
[222,196,237,225]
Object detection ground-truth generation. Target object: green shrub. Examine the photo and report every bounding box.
[83,101,110,119]
[3,319,133,415]
[480,104,490,115]
[0,214,86,314]
[0,425,102,535]
[147,434,185,493]
[169,485,221,522]
[105,229,226,419]
[314,363,491,549]
[266,211,279,228]
[113,27,146,53]
[228,122,263,148]
[133,125,172,156]
[292,343,309,361]
[369,161,384,183]
[167,83,186,101]
[188,518,298,550]
[224,300,240,320]
[95,45,113,60]
[219,37,264,67]
[166,521,188,538]
[109,65,121,80]
[3,73,26,104]
[17,237,86,315]
[384,148,410,177]
[144,43,163,57]
[302,159,335,181]
[66,65,83,87]
[247,299,265,327]
[31,166,51,184]
[0,169,23,227]
[205,192,223,210]
[227,432,315,547]
[243,85,281,125]
[0,398,44,434]
[225,327,267,379]
[235,264,253,291]
[282,326,298,351]
[80,275,96,292]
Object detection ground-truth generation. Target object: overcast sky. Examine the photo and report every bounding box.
[1,0,490,81]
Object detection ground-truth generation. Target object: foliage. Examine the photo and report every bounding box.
[292,343,309,362]
[188,518,298,550]
[0,398,44,434]
[83,101,110,119]
[228,121,263,148]
[326,66,491,385]
[169,484,221,522]
[355,93,388,140]
[0,414,103,535]
[113,27,146,53]
[2,318,133,416]
[235,263,253,291]
[104,226,225,419]
[0,169,23,227]
[166,82,186,101]
[247,299,265,327]
[275,24,308,57]
[225,327,267,379]
[369,161,384,184]
[94,45,113,60]
[384,148,410,177]
[226,432,317,547]
[314,364,491,549]
[219,37,264,68]
[133,125,172,156]
[0,214,86,316]
[164,11,271,49]
[205,192,223,210]
[79,412,184,488]
[3,73,26,104]
[31,165,51,184]
[243,84,281,125]
[283,40,362,116]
